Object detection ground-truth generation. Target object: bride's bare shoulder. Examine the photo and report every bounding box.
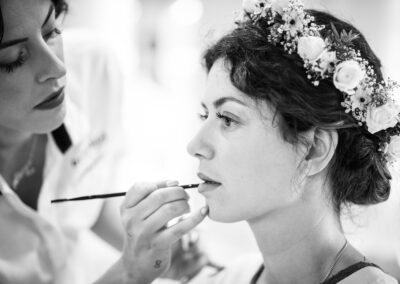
[339,265,398,284]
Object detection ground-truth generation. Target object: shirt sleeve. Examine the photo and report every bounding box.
[63,29,127,194]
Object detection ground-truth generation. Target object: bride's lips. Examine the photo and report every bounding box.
[197,172,222,193]
[34,87,65,110]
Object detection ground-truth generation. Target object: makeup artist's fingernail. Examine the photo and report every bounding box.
[166,180,179,187]
[200,206,209,216]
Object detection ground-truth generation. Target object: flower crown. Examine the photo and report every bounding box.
[236,0,400,163]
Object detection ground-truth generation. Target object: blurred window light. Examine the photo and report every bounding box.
[158,46,202,90]
[168,0,204,26]
[169,47,200,75]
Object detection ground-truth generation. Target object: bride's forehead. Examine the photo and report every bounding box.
[204,65,259,108]
[202,86,251,109]
[205,64,243,98]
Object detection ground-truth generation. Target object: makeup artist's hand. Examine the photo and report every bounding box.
[162,231,212,282]
[119,180,208,284]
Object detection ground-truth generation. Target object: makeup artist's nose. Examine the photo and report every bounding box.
[187,127,215,160]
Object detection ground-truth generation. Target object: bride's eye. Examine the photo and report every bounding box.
[216,112,238,128]
[198,112,208,121]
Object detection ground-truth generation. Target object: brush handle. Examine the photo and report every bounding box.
[51,183,200,203]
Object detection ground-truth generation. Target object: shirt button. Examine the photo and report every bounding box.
[71,159,80,166]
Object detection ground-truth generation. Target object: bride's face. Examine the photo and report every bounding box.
[187,60,305,223]
[0,0,66,134]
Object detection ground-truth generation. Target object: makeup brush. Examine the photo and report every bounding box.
[51,183,200,203]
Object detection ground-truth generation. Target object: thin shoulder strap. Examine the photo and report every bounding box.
[321,262,381,284]
[250,265,264,284]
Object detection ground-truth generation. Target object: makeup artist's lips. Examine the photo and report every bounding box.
[197,172,221,193]
[34,87,65,110]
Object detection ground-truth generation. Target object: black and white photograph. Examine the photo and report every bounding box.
[0,0,399,283]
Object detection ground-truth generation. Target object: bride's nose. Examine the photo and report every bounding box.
[187,125,215,160]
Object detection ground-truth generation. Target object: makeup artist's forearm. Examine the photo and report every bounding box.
[94,258,152,284]
[92,198,125,251]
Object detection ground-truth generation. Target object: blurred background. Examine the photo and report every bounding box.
[62,0,400,282]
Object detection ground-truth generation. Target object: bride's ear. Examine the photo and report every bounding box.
[303,128,338,176]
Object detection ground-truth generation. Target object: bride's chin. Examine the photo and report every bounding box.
[207,207,242,223]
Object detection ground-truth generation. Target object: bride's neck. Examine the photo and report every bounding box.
[248,187,345,284]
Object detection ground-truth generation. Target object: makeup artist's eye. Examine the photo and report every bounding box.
[43,27,62,42]
[216,112,238,128]
[0,50,28,73]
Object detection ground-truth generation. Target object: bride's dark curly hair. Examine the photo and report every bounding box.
[0,0,68,42]
[203,10,391,213]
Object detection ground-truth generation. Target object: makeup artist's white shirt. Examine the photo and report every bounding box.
[0,30,124,284]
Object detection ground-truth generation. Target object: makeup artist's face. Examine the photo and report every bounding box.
[0,0,66,134]
[187,60,304,223]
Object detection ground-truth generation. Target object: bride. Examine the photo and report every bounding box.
[186,0,399,282]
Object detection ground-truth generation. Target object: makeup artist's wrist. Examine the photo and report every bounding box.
[95,257,153,284]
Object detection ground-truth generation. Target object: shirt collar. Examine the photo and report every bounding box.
[50,94,90,154]
[51,124,72,154]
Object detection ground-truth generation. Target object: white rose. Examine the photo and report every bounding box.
[366,101,400,134]
[333,60,365,94]
[242,0,270,14]
[297,36,326,62]
[386,135,400,163]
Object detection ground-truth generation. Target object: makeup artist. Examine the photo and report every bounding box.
[0,0,207,283]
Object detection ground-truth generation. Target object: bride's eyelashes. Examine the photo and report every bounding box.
[216,112,239,128]
[198,111,208,121]
[198,109,240,129]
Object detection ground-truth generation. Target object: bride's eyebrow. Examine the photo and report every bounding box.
[213,97,248,108]
[41,4,55,28]
[201,97,248,110]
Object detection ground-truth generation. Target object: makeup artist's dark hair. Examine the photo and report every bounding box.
[0,0,68,43]
[203,10,391,213]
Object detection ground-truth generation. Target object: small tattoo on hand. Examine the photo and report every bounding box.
[154,260,162,269]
